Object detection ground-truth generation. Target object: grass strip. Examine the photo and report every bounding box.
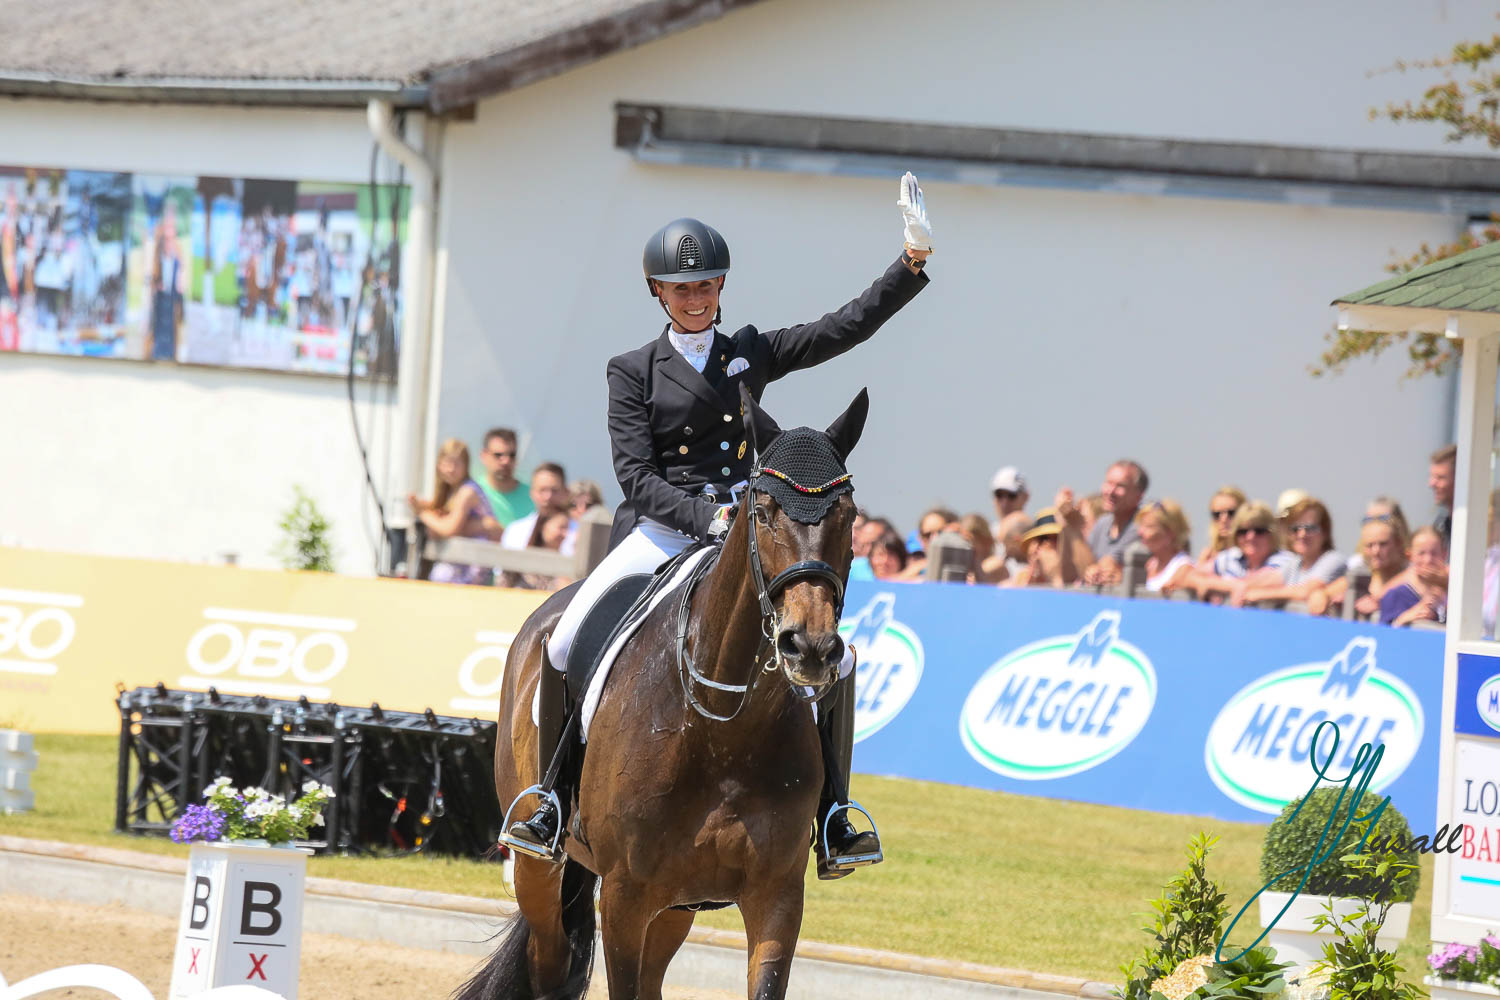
[0,734,1437,983]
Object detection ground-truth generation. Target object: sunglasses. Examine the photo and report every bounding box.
[993,489,1018,501]
[1212,507,1240,521]
[1361,514,1392,525]
[1237,526,1270,539]
[1290,523,1322,536]
[488,450,516,459]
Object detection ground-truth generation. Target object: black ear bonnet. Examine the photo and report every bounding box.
[751,427,853,524]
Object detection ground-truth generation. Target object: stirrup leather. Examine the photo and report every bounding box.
[818,799,883,871]
[499,784,564,861]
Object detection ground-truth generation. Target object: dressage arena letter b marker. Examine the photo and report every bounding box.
[189,875,212,929]
[240,881,282,936]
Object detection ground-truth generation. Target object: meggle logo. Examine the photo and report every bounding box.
[1476,674,1500,734]
[181,607,355,699]
[959,611,1157,780]
[0,587,83,677]
[450,630,518,715]
[839,593,924,742]
[1204,637,1423,814]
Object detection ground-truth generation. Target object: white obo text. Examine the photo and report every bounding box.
[0,588,84,677]
[180,607,356,698]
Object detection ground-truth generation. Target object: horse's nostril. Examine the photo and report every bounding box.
[777,629,804,661]
[818,633,845,668]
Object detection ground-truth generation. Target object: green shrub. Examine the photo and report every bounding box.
[275,486,335,572]
[1119,832,1231,1000]
[1260,787,1417,903]
[1311,845,1423,1000]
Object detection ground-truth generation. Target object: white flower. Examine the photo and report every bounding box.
[313,814,325,827]
[245,798,281,819]
[204,776,233,798]
[302,780,320,793]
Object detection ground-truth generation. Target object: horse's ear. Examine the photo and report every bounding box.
[824,388,869,461]
[739,384,780,459]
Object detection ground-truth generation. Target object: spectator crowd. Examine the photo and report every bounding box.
[847,444,1475,631]
[411,427,1485,633]
[406,426,604,591]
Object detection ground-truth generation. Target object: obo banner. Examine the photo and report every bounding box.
[0,547,548,734]
[840,582,1442,825]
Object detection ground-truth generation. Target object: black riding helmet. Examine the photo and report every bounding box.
[642,218,730,297]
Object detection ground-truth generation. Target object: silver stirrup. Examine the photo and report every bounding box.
[819,800,883,870]
[499,784,564,861]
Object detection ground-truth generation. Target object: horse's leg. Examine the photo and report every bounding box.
[738,876,806,1000]
[597,875,657,1000]
[514,851,573,994]
[638,907,696,1000]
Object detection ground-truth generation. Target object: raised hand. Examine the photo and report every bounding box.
[898,172,934,253]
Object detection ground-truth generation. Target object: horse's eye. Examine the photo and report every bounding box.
[755,505,772,526]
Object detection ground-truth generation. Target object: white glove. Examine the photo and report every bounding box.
[898,171,934,253]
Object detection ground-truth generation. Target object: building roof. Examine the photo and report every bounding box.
[0,0,760,111]
[1335,241,1500,314]
[1332,238,1500,339]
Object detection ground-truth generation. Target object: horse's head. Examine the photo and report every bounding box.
[738,385,868,693]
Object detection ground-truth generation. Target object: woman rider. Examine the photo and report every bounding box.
[504,173,934,878]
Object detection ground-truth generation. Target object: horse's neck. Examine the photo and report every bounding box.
[689,516,768,694]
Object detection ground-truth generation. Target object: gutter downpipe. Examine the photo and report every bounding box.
[367,99,437,546]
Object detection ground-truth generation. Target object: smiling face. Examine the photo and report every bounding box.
[1236,522,1275,567]
[1430,459,1456,507]
[1101,463,1143,517]
[1136,512,1175,557]
[654,277,723,333]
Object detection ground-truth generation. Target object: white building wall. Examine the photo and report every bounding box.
[1,0,1494,571]
[435,0,1490,546]
[0,99,399,571]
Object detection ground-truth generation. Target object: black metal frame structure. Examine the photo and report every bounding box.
[114,684,500,857]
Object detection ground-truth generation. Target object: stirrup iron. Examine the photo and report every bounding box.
[499,784,564,861]
[819,799,883,871]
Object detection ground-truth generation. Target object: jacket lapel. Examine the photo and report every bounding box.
[655,327,722,408]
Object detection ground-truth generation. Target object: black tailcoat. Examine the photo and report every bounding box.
[605,257,928,548]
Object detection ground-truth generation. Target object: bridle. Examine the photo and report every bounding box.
[676,470,849,722]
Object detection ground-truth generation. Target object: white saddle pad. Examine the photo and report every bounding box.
[531,546,716,742]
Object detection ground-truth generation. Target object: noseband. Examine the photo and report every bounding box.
[677,476,849,722]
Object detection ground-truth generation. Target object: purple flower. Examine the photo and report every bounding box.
[170,803,227,844]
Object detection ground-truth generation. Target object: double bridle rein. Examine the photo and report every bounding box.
[676,474,847,722]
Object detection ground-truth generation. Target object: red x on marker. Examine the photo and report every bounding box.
[247,953,268,981]
[187,947,199,973]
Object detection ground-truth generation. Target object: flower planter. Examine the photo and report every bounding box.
[1258,890,1411,968]
[1425,977,1500,1000]
[169,839,310,1000]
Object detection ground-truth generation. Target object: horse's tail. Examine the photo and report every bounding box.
[451,858,599,1000]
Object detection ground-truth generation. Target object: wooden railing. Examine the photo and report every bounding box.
[408,506,614,583]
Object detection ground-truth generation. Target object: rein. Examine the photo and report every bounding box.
[676,476,847,723]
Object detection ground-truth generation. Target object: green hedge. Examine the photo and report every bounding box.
[1259,787,1418,903]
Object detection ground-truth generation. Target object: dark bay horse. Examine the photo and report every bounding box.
[455,387,869,1000]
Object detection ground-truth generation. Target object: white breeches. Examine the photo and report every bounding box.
[545,518,855,679]
[546,520,694,670]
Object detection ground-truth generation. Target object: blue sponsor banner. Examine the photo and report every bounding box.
[1455,652,1500,738]
[842,582,1444,827]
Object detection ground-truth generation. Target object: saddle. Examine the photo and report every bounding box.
[562,543,714,716]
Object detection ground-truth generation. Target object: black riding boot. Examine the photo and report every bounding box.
[814,667,883,880]
[502,642,572,861]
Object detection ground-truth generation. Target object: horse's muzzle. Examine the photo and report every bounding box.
[775,625,844,687]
